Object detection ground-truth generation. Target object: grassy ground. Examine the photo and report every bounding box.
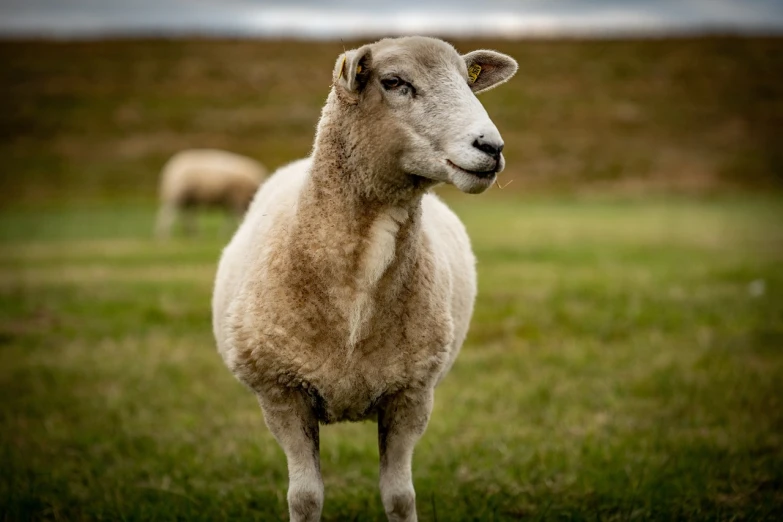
[1,35,782,520]
[1,196,782,520]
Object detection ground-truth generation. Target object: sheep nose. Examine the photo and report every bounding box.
[472,136,504,159]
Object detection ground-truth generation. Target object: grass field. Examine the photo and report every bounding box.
[1,35,783,520]
[1,196,782,520]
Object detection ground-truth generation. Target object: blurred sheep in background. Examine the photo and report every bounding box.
[155,148,266,238]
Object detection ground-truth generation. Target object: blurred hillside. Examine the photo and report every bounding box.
[1,37,782,205]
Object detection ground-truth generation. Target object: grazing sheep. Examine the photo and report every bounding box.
[212,36,517,522]
[154,148,266,238]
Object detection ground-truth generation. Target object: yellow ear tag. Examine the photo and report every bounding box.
[468,64,482,84]
[338,56,347,79]
[356,64,362,74]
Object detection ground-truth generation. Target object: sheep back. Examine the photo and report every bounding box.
[159,149,266,210]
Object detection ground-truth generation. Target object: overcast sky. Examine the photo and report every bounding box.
[2,0,783,38]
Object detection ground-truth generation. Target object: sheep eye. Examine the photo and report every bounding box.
[381,77,404,90]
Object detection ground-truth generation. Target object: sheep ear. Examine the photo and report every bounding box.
[462,50,518,94]
[333,45,373,94]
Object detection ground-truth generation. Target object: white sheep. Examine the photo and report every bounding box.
[212,36,517,522]
[154,148,266,238]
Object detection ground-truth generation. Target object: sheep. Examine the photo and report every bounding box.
[212,36,517,522]
[154,148,266,238]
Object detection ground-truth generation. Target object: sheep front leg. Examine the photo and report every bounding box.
[377,389,434,522]
[154,202,177,239]
[258,390,323,522]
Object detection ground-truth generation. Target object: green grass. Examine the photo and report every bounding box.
[1,196,782,520]
[2,33,783,521]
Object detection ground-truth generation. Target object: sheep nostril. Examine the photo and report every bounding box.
[472,138,504,159]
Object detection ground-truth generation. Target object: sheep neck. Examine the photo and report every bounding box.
[286,99,430,348]
[296,129,425,289]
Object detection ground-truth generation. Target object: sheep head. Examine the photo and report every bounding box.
[331,36,517,195]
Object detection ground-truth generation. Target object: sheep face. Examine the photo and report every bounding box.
[333,37,518,195]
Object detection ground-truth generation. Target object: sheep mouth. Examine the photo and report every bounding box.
[446,160,498,179]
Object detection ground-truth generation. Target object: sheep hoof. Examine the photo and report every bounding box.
[288,488,323,522]
[383,489,417,522]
